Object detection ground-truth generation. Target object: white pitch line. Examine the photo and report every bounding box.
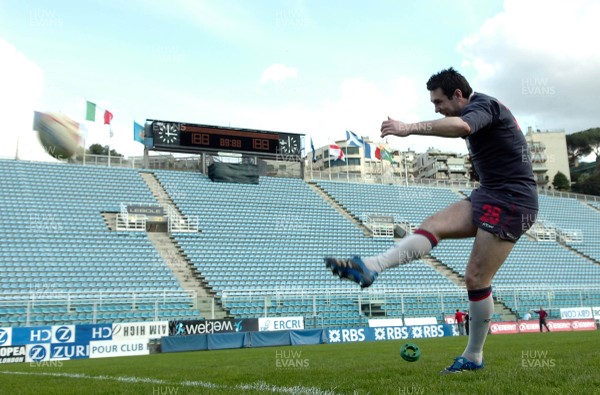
[0,371,338,395]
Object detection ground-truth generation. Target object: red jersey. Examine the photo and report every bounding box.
[455,311,465,323]
[535,310,548,319]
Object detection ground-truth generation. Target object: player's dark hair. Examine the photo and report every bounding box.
[426,67,473,100]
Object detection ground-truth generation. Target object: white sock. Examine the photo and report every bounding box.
[363,230,437,273]
[462,288,494,365]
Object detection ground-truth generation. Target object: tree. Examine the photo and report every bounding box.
[566,128,600,170]
[577,172,600,196]
[552,171,570,191]
[88,143,105,155]
[86,144,123,157]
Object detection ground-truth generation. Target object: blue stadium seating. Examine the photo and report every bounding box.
[153,171,466,324]
[0,159,200,326]
[316,180,461,224]
[536,194,600,262]
[1,158,599,327]
[317,181,600,319]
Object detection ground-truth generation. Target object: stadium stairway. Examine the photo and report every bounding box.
[139,171,192,225]
[561,243,600,270]
[146,232,228,319]
[494,303,515,321]
[139,171,228,319]
[100,212,118,230]
[423,256,464,288]
[307,181,372,236]
[585,201,600,214]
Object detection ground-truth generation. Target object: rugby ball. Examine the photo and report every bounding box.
[35,112,83,159]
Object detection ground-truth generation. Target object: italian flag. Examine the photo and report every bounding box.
[86,101,113,125]
[364,143,393,162]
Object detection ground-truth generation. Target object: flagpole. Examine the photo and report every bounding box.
[15,132,20,160]
[405,154,409,187]
[108,126,112,168]
[361,146,365,183]
[309,139,313,180]
[346,146,349,182]
[401,151,405,186]
[380,153,384,183]
[397,161,400,185]
[144,146,149,169]
[309,137,315,180]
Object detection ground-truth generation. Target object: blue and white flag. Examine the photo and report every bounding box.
[346,130,364,147]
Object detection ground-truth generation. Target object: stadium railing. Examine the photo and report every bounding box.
[11,155,600,203]
[0,290,199,327]
[219,286,600,327]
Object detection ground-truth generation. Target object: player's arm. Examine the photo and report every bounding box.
[381,116,470,139]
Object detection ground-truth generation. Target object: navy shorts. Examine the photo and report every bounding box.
[466,188,538,242]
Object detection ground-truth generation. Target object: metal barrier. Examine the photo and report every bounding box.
[116,203,147,231]
[167,205,200,233]
[0,290,197,326]
[220,286,600,323]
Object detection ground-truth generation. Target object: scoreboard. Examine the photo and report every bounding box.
[147,120,302,159]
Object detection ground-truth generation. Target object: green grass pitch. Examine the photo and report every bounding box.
[1,331,598,394]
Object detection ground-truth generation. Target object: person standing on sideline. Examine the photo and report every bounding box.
[534,307,551,332]
[325,67,538,374]
[455,309,466,336]
[465,311,470,335]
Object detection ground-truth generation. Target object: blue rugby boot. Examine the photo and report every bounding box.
[324,256,378,288]
[440,356,484,374]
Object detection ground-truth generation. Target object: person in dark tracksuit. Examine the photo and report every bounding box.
[326,68,538,374]
[534,307,551,332]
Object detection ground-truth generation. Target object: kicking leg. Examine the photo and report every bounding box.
[325,200,477,287]
[363,199,478,273]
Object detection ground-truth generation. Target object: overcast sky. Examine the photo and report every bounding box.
[1,0,598,161]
